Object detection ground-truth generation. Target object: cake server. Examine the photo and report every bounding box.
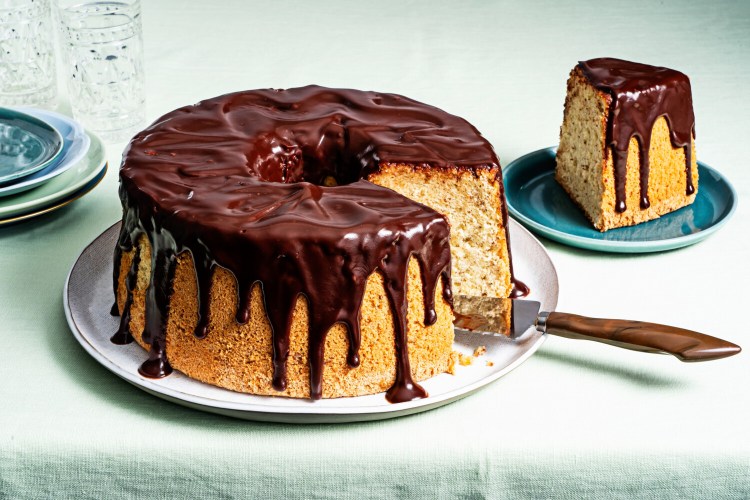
[453,295,741,362]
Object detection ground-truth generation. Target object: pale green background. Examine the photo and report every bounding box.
[1,0,748,498]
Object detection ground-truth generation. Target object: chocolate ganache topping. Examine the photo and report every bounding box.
[578,58,696,213]
[112,85,518,402]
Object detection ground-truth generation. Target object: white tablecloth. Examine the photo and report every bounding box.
[1,1,748,497]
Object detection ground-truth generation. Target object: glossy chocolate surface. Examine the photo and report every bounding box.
[111,86,516,402]
[578,58,696,212]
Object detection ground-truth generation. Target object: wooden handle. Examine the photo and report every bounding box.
[545,312,741,362]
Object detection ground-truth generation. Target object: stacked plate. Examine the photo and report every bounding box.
[0,107,107,226]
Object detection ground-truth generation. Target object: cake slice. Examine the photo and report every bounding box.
[556,58,698,231]
[368,164,513,299]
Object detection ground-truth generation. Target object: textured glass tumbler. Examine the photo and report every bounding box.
[58,0,144,141]
[0,0,58,107]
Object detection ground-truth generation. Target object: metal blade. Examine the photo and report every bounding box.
[453,295,541,338]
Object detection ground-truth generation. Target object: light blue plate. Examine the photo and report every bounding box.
[0,108,64,185]
[0,108,90,198]
[503,147,738,253]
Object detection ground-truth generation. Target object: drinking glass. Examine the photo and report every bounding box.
[57,0,144,141]
[0,0,58,107]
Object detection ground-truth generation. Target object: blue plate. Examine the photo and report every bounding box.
[503,147,737,253]
[0,109,90,198]
[0,108,64,185]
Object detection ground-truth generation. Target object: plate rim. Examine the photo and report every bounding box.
[64,219,558,423]
[0,108,92,198]
[503,146,738,253]
[0,130,105,218]
[0,162,107,226]
[0,107,64,184]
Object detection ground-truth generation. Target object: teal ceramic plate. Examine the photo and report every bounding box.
[0,108,91,198]
[503,147,737,253]
[0,108,64,185]
[0,130,106,221]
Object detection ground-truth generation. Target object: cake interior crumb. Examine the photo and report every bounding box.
[458,353,473,366]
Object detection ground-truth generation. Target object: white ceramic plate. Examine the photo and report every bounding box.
[64,219,559,423]
[0,108,91,198]
[0,131,105,220]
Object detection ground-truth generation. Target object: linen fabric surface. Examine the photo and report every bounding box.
[1,1,748,498]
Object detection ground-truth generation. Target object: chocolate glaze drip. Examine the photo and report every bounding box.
[110,246,123,316]
[496,165,530,299]
[112,85,512,402]
[509,278,530,299]
[110,244,140,345]
[578,58,696,213]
